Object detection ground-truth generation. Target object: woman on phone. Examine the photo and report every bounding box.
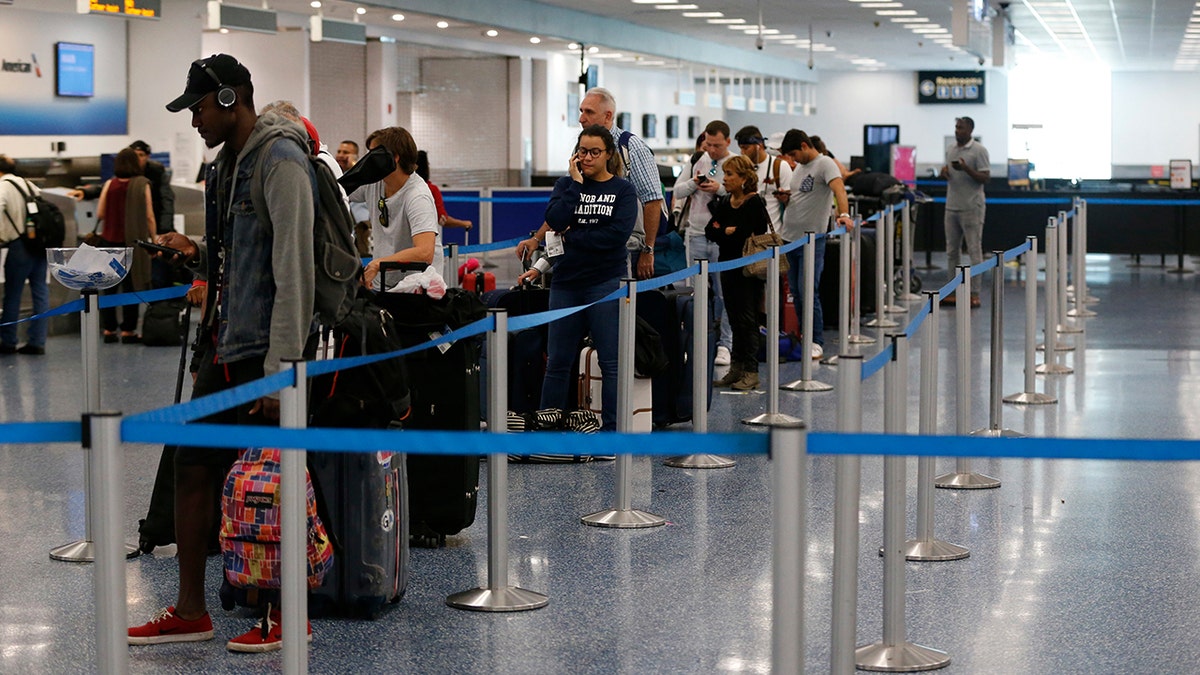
[518,125,637,430]
[705,154,770,391]
[96,147,155,343]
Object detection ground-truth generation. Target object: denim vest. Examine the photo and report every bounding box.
[204,129,314,365]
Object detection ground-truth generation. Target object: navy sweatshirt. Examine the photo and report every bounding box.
[543,174,638,289]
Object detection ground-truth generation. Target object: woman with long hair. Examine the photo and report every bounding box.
[705,154,770,391]
[518,124,637,430]
[96,147,155,343]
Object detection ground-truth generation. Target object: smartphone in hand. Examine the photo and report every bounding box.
[696,175,709,185]
[136,240,183,258]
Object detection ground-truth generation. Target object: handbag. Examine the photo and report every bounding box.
[741,198,789,280]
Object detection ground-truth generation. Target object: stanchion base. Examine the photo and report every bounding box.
[663,454,736,469]
[49,539,140,562]
[904,538,970,562]
[1036,341,1075,352]
[1035,363,1074,375]
[581,509,666,529]
[741,412,805,427]
[970,427,1024,438]
[883,304,907,315]
[821,354,840,365]
[446,586,548,612]
[1003,391,1058,405]
[855,641,951,672]
[1066,308,1097,318]
[1083,295,1100,304]
[863,317,900,328]
[780,378,834,392]
[1056,323,1084,335]
[846,334,877,345]
[934,472,1001,489]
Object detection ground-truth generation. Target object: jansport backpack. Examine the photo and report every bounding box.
[1,176,65,252]
[219,447,334,595]
[250,137,361,327]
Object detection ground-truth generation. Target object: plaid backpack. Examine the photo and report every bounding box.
[220,448,334,591]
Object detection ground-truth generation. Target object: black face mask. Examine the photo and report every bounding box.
[337,146,396,194]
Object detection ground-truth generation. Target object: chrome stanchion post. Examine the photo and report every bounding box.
[744,247,804,427]
[935,266,1000,489]
[446,243,460,289]
[1068,199,1097,317]
[883,207,906,315]
[770,425,807,675]
[1037,220,1075,372]
[450,310,549,610]
[846,216,875,347]
[51,289,139,563]
[899,202,920,301]
[666,260,734,469]
[971,253,1022,437]
[831,354,862,675]
[1056,211,1082,334]
[856,335,950,672]
[1006,237,1057,404]
[88,411,127,675]
[279,359,309,672]
[583,279,666,528]
[479,187,495,269]
[907,293,968,562]
[784,233,833,392]
[864,211,899,329]
[1078,199,1099,304]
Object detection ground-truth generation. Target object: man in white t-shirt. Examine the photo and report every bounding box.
[672,120,735,362]
[349,126,442,289]
[779,129,853,359]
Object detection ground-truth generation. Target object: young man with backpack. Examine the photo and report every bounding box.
[0,154,50,355]
[128,53,317,653]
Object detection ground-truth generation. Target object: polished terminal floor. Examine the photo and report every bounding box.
[2,251,1199,673]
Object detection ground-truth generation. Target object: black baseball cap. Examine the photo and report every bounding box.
[128,140,151,154]
[166,54,251,113]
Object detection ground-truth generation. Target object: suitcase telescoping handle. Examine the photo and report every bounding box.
[378,261,428,289]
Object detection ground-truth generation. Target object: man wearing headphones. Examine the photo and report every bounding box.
[128,54,316,653]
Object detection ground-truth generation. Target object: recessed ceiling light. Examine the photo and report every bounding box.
[356,6,366,14]
[911,26,948,33]
[682,11,723,17]
[567,42,580,50]
[529,36,541,44]
[876,10,916,15]
[391,13,404,21]
[656,4,698,9]
[633,0,670,3]
[588,46,600,53]
[708,18,745,24]
[219,27,229,33]
[309,1,321,7]
[484,29,499,37]
[891,17,928,22]
[862,2,903,6]
[436,20,449,28]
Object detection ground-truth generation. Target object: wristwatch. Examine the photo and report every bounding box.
[839,213,850,219]
[640,245,654,254]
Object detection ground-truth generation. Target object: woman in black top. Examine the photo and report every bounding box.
[705,154,770,391]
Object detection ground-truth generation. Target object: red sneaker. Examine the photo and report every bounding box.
[226,607,313,653]
[128,606,214,645]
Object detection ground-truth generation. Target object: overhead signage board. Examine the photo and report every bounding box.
[86,0,161,18]
[917,70,985,104]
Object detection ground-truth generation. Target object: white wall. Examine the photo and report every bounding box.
[1112,72,1200,166]
[807,70,1009,174]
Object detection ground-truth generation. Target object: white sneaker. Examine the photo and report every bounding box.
[714,345,731,366]
[810,343,824,360]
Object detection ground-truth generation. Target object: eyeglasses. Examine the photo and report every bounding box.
[575,147,606,159]
[378,197,389,228]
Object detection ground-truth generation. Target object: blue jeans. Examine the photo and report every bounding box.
[688,234,732,350]
[540,279,621,431]
[786,235,826,346]
[1,242,49,348]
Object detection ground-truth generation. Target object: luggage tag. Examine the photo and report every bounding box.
[544,230,565,258]
[428,323,454,354]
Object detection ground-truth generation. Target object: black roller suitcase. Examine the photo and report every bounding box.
[376,267,485,547]
[482,283,550,414]
[306,450,408,619]
[637,287,715,427]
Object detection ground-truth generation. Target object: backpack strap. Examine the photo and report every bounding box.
[1,176,31,242]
